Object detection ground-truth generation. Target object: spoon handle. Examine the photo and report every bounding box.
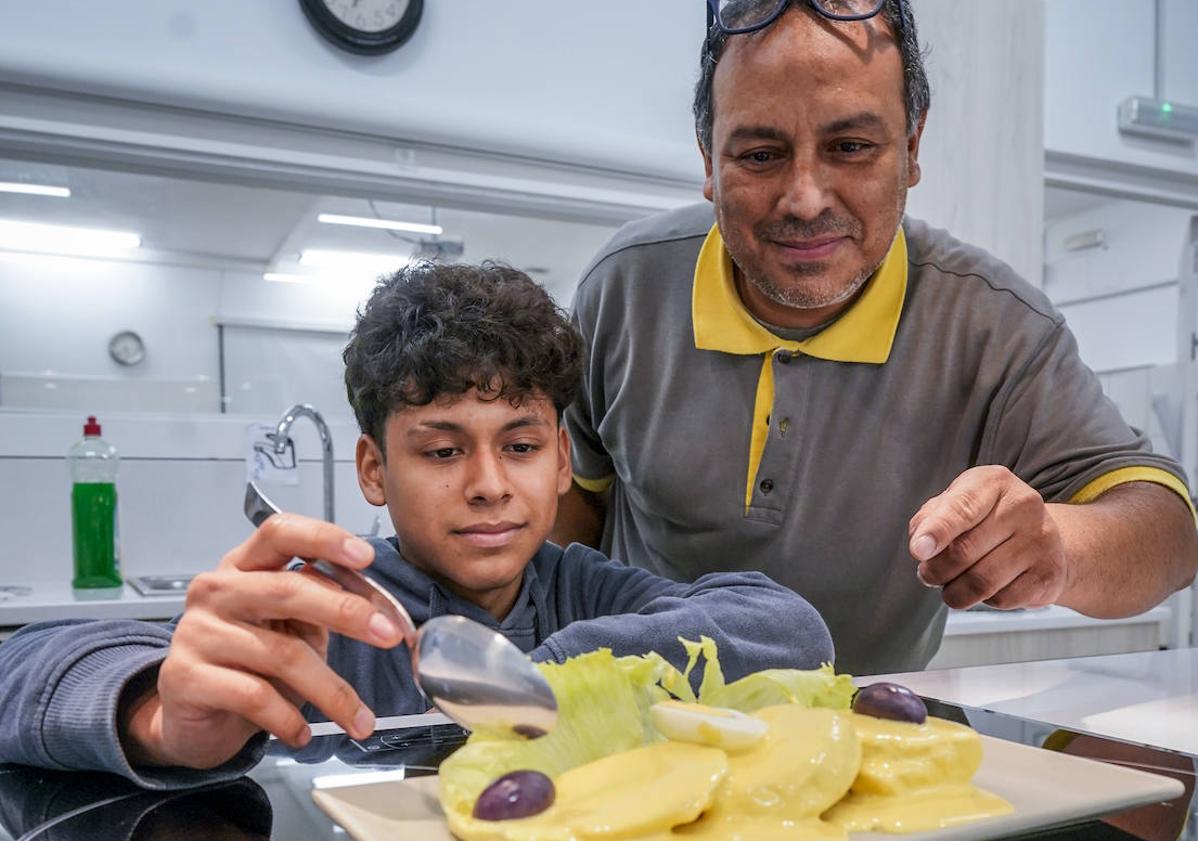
[304,558,418,650]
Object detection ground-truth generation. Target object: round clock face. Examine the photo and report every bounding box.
[326,0,406,33]
[108,330,146,366]
[300,0,423,55]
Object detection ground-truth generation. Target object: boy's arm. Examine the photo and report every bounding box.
[0,618,265,790]
[530,546,834,679]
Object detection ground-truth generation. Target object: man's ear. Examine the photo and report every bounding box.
[555,423,573,497]
[356,434,387,507]
[906,110,928,188]
[699,133,715,202]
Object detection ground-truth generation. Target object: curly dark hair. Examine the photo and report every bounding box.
[343,261,584,452]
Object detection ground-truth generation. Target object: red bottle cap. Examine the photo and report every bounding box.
[83,416,102,437]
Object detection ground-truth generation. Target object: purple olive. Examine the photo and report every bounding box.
[852,682,928,724]
[472,769,555,821]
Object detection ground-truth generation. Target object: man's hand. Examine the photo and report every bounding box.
[908,465,1068,610]
[121,514,407,770]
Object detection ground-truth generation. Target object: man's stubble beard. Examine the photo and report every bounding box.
[736,183,909,312]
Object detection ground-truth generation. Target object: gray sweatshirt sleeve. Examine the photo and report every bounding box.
[0,619,266,790]
[529,545,834,679]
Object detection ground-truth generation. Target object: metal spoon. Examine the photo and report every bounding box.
[243,481,557,738]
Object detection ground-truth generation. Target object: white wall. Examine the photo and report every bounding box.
[908,0,1045,286]
[1045,0,1198,176]
[0,1,706,183]
[0,253,220,383]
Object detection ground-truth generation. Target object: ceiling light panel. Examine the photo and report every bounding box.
[0,181,71,198]
[0,219,140,256]
[317,213,443,236]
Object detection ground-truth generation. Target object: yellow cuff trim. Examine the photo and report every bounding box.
[573,473,614,494]
[1068,466,1196,520]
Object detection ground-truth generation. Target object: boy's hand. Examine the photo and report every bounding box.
[121,514,407,770]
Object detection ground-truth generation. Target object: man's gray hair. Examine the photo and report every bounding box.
[693,0,931,153]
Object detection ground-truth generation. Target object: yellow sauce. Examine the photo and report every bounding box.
[447,707,1012,840]
[823,713,1013,833]
[445,741,727,840]
[675,706,860,840]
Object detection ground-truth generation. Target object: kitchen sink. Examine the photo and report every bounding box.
[128,575,195,596]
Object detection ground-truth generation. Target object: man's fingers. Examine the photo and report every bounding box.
[939,545,1025,610]
[983,568,1057,611]
[908,467,1008,561]
[187,617,375,739]
[224,512,374,573]
[918,519,1015,587]
[185,570,403,649]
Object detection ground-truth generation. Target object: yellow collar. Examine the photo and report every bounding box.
[691,223,908,363]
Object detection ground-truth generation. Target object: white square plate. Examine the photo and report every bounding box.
[311,734,1185,840]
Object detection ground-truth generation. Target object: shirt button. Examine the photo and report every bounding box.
[778,418,791,435]
[775,350,792,364]
[759,478,775,494]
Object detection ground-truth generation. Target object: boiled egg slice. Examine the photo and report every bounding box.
[650,700,768,751]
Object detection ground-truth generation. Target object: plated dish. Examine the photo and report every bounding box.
[312,639,1185,840]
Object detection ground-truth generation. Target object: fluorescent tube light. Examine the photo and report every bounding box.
[317,213,443,236]
[299,249,410,275]
[0,182,71,198]
[0,219,140,256]
[263,272,314,284]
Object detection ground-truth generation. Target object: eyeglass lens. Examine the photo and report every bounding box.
[715,0,885,32]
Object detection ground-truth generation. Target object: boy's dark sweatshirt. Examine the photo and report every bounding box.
[0,538,834,789]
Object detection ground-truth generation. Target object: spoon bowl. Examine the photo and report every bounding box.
[414,615,558,738]
[243,481,557,739]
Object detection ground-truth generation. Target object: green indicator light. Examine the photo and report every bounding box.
[1161,102,1174,114]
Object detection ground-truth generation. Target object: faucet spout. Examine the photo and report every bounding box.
[272,403,335,523]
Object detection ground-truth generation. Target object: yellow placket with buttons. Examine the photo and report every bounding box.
[691,224,909,512]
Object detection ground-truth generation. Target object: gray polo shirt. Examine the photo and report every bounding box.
[566,202,1191,676]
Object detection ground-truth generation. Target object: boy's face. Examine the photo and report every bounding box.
[356,388,573,619]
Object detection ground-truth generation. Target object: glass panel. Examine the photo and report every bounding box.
[811,0,886,18]
[0,157,620,419]
[716,0,785,31]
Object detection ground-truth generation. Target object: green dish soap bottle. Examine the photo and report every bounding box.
[69,416,122,589]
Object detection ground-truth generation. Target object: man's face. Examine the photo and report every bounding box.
[702,7,924,327]
[356,388,572,619]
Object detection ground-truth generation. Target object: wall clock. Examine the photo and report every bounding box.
[299,0,424,55]
[108,330,146,367]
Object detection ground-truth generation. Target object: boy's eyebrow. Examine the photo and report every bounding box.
[407,415,551,435]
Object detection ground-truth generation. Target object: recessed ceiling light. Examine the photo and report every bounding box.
[263,272,314,284]
[0,219,139,256]
[0,182,70,198]
[317,213,443,236]
[299,249,410,275]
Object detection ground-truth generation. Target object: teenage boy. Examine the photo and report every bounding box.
[0,262,833,789]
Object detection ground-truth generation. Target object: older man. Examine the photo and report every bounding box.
[553,0,1198,674]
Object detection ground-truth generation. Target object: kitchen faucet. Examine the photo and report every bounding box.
[270,403,335,523]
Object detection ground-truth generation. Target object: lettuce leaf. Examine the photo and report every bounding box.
[438,637,853,826]
[683,635,855,712]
